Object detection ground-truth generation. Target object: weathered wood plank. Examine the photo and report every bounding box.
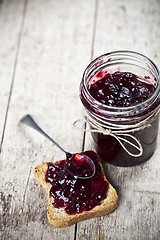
[0,0,95,239]
[76,0,160,239]
[0,1,28,238]
[1,0,160,239]
[0,0,26,151]
[94,0,160,64]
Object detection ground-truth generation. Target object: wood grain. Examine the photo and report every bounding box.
[0,0,95,239]
[77,0,160,239]
[0,0,26,153]
[0,0,160,239]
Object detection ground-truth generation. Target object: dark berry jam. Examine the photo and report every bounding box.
[87,71,159,167]
[88,71,155,107]
[80,52,160,167]
[45,151,109,215]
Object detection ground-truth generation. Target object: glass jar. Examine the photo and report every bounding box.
[79,51,160,167]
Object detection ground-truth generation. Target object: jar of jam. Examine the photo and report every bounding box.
[79,51,160,167]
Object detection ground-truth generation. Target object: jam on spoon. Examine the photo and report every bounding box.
[20,115,95,179]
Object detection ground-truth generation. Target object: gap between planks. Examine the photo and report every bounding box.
[74,0,99,240]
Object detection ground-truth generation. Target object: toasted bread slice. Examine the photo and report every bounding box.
[34,153,118,228]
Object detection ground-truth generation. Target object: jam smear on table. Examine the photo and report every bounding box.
[88,71,155,107]
[45,151,109,215]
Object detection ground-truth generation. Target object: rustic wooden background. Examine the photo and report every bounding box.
[0,0,160,239]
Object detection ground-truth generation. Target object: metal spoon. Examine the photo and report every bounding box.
[20,114,96,179]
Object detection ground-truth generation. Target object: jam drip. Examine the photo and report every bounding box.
[88,71,155,107]
[45,151,109,215]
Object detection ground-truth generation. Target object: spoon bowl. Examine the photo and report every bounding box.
[65,153,96,179]
[20,115,96,179]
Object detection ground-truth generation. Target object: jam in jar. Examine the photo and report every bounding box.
[79,51,160,167]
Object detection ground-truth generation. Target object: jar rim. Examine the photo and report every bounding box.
[80,50,160,117]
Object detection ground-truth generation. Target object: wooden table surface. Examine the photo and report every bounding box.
[0,0,160,239]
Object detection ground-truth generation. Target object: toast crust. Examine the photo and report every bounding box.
[34,160,118,228]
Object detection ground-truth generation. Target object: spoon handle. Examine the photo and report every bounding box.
[20,115,66,154]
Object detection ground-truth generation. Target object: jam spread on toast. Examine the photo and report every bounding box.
[45,151,109,215]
